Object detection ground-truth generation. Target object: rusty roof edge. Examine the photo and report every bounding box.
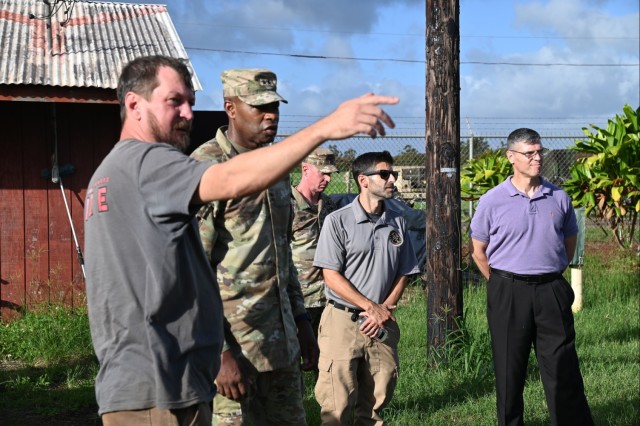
[0,1,203,91]
[159,4,202,91]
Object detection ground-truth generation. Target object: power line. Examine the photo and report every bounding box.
[186,47,417,64]
[186,46,638,67]
[464,34,638,40]
[178,22,639,41]
[465,61,637,67]
[28,0,77,26]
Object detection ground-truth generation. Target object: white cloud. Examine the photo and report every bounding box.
[461,0,638,129]
[111,0,638,134]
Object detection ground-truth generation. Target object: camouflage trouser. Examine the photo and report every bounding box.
[306,306,325,339]
[213,364,306,426]
[306,306,325,382]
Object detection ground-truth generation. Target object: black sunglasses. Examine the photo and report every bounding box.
[362,169,398,180]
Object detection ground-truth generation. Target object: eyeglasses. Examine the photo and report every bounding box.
[362,169,398,180]
[508,148,548,160]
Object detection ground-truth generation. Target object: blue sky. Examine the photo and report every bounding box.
[120,0,639,135]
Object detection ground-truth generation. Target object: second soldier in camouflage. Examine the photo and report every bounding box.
[291,147,339,341]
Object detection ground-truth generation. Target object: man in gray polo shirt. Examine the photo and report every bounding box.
[470,128,593,426]
[313,150,419,425]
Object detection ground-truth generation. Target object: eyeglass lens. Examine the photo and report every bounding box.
[524,150,545,158]
[511,149,546,159]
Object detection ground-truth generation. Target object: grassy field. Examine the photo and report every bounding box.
[1,231,638,425]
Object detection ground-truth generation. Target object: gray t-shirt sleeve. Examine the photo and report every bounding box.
[138,143,211,218]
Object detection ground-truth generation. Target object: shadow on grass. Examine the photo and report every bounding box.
[0,355,100,426]
[578,325,640,354]
[591,394,640,425]
[385,372,496,419]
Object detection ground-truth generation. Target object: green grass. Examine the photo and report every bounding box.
[1,245,638,425]
[290,171,357,196]
[0,305,100,424]
[302,243,639,425]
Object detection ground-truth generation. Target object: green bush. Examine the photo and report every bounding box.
[564,104,640,250]
[460,149,512,200]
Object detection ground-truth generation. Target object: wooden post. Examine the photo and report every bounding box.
[424,0,463,355]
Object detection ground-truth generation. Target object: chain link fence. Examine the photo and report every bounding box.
[280,133,588,279]
[281,134,584,201]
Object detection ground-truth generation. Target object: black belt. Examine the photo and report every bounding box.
[491,268,561,284]
[328,300,363,319]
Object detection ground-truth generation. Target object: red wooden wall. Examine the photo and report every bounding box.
[0,102,226,321]
[0,101,119,321]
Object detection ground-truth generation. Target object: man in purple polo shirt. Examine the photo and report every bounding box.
[470,128,594,426]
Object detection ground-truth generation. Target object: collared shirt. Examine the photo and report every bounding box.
[290,187,337,308]
[191,127,306,372]
[470,176,578,274]
[313,197,420,308]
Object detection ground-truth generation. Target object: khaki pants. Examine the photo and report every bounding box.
[315,306,400,425]
[102,402,212,426]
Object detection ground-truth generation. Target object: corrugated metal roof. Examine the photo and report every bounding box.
[0,0,202,90]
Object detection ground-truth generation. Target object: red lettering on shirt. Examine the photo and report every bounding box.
[98,186,109,212]
[85,188,94,221]
[93,176,110,187]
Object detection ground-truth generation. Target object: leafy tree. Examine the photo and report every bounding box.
[395,144,424,166]
[326,145,358,192]
[327,144,357,173]
[460,149,512,201]
[340,148,357,171]
[326,144,341,158]
[563,104,639,250]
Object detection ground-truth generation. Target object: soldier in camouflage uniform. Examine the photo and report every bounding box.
[291,148,339,339]
[191,69,318,426]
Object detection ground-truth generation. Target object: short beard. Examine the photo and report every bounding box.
[148,111,191,152]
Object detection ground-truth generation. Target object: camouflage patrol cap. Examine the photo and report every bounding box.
[221,68,288,106]
[304,147,338,173]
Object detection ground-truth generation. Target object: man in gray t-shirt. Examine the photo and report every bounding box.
[313,151,419,425]
[84,55,400,424]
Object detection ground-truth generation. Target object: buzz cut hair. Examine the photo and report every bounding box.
[507,128,541,149]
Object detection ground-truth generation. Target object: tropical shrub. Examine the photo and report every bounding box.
[460,149,512,200]
[563,104,639,250]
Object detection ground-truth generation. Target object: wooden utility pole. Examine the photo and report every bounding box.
[424,0,462,355]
